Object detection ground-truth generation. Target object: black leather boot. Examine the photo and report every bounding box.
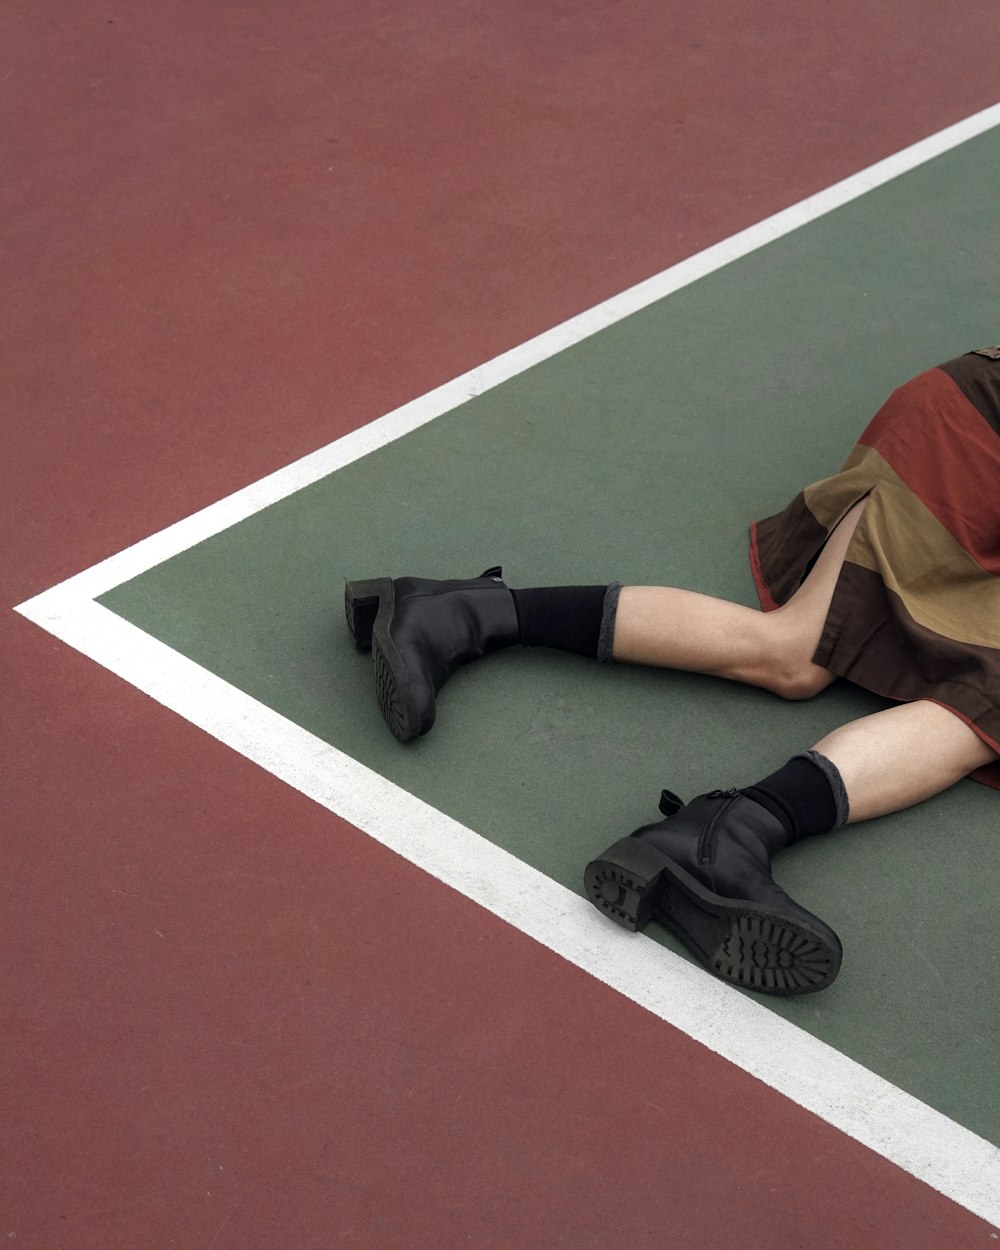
[345,566,520,742]
[584,789,842,995]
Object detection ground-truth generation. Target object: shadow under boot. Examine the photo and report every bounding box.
[345,566,519,742]
[585,789,842,996]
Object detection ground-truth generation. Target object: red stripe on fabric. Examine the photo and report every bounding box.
[857,368,1000,573]
[748,522,780,612]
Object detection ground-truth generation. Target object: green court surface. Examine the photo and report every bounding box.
[101,127,1000,1142]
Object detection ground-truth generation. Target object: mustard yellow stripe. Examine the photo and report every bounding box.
[802,444,885,531]
[837,458,1000,648]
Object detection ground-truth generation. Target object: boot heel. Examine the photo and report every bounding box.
[345,578,390,650]
[584,837,669,933]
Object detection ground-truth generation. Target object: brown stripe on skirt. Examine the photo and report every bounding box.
[749,491,830,608]
[938,352,1000,436]
[816,563,1000,787]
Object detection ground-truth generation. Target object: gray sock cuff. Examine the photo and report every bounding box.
[797,749,850,830]
[596,582,623,663]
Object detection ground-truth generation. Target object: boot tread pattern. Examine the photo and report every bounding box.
[584,840,840,997]
[373,637,416,742]
[713,913,838,994]
[585,863,647,932]
[583,839,668,934]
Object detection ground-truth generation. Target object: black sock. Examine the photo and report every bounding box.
[742,751,848,841]
[509,586,610,658]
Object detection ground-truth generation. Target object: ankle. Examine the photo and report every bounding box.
[509,584,619,659]
[742,751,849,842]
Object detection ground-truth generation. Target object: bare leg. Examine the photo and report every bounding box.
[605,500,998,813]
[814,701,998,822]
[611,498,868,699]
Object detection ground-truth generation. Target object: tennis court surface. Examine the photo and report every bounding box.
[5,5,1000,1246]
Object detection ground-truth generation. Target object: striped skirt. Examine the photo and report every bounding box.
[750,347,1000,791]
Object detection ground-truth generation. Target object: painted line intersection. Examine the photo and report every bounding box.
[17,101,1000,1228]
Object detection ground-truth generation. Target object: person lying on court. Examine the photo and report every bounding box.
[345,347,1000,998]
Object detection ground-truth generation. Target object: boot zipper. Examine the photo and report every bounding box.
[698,788,742,863]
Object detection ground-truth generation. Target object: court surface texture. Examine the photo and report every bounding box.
[4,5,1000,1248]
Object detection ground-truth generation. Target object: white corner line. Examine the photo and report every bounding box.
[13,102,1000,1229]
[16,99,1000,611]
[19,597,1000,1228]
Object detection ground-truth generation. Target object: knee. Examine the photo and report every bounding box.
[768,662,835,701]
[755,610,835,700]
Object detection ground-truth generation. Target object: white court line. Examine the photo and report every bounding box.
[16,101,1000,1227]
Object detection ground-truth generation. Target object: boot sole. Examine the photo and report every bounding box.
[345,578,428,743]
[584,837,841,996]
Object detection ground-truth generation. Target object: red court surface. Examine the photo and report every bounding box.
[4,4,1000,1246]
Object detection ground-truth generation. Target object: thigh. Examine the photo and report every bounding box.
[764,497,869,696]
